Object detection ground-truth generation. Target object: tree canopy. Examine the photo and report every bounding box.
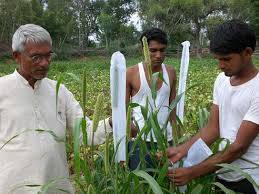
[0,0,258,55]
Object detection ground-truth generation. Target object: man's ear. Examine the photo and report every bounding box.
[243,47,254,57]
[12,51,21,64]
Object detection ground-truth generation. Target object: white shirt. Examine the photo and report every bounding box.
[0,70,111,194]
[131,62,173,142]
[214,72,259,187]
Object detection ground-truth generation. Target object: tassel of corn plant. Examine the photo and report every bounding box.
[92,94,104,136]
[91,94,104,163]
[142,36,152,81]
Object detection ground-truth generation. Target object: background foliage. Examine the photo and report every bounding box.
[0,0,259,57]
[1,56,259,132]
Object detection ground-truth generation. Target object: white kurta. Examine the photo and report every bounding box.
[0,70,112,194]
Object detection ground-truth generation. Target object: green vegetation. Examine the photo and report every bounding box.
[1,56,259,129]
[1,56,259,193]
[1,0,258,58]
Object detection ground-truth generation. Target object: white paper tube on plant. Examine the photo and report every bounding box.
[177,41,190,122]
[174,138,213,193]
[110,51,126,162]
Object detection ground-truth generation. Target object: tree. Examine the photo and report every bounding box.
[31,0,44,25]
[97,0,136,50]
[42,0,75,48]
[250,0,259,37]
[0,0,34,43]
[226,0,251,21]
[137,0,228,56]
[71,0,104,48]
[138,0,190,47]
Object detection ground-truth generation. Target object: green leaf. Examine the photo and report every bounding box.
[129,102,141,108]
[217,163,259,189]
[104,131,110,175]
[82,69,87,118]
[213,182,236,194]
[35,129,65,142]
[132,170,163,194]
[190,184,203,194]
[150,114,166,151]
[87,184,96,194]
[55,75,63,112]
[210,138,230,154]
[38,178,70,194]
[66,72,80,82]
[151,72,159,100]
[81,118,88,146]
[157,160,169,185]
[126,105,132,167]
[73,118,82,179]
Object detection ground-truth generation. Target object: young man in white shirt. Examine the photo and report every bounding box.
[167,20,259,194]
[0,24,112,194]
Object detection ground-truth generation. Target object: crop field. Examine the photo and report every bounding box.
[0,56,216,130]
[1,55,259,193]
[1,56,258,132]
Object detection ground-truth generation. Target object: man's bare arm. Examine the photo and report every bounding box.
[167,104,220,162]
[168,66,177,125]
[169,119,259,185]
[125,67,139,137]
[125,68,132,106]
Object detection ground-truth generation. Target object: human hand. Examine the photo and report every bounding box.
[156,151,163,161]
[167,167,194,186]
[119,160,126,167]
[130,121,138,137]
[167,146,185,163]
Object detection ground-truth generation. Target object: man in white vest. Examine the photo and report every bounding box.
[0,24,112,194]
[126,28,177,170]
[167,20,259,194]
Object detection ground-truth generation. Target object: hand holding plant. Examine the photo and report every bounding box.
[168,167,194,186]
[167,145,186,163]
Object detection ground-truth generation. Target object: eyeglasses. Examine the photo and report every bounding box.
[22,52,56,64]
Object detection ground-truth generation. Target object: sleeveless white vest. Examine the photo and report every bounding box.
[131,62,173,142]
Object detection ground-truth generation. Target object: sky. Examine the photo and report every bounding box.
[129,12,142,31]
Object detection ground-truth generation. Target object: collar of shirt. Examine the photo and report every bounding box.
[14,69,43,90]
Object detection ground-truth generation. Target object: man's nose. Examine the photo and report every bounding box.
[218,60,226,69]
[39,57,50,68]
[155,51,162,58]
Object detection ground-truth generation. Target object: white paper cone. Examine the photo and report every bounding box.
[179,138,212,193]
[177,41,190,122]
[110,51,126,162]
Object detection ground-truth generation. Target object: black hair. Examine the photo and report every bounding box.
[210,20,256,55]
[140,28,167,46]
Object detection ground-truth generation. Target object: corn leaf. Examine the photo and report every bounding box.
[132,170,163,194]
[73,118,82,179]
[213,182,236,194]
[217,163,259,189]
[55,75,63,112]
[190,184,203,194]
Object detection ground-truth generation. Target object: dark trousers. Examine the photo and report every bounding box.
[128,140,172,171]
[216,177,256,194]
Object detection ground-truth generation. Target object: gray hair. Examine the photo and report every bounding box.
[12,24,52,52]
